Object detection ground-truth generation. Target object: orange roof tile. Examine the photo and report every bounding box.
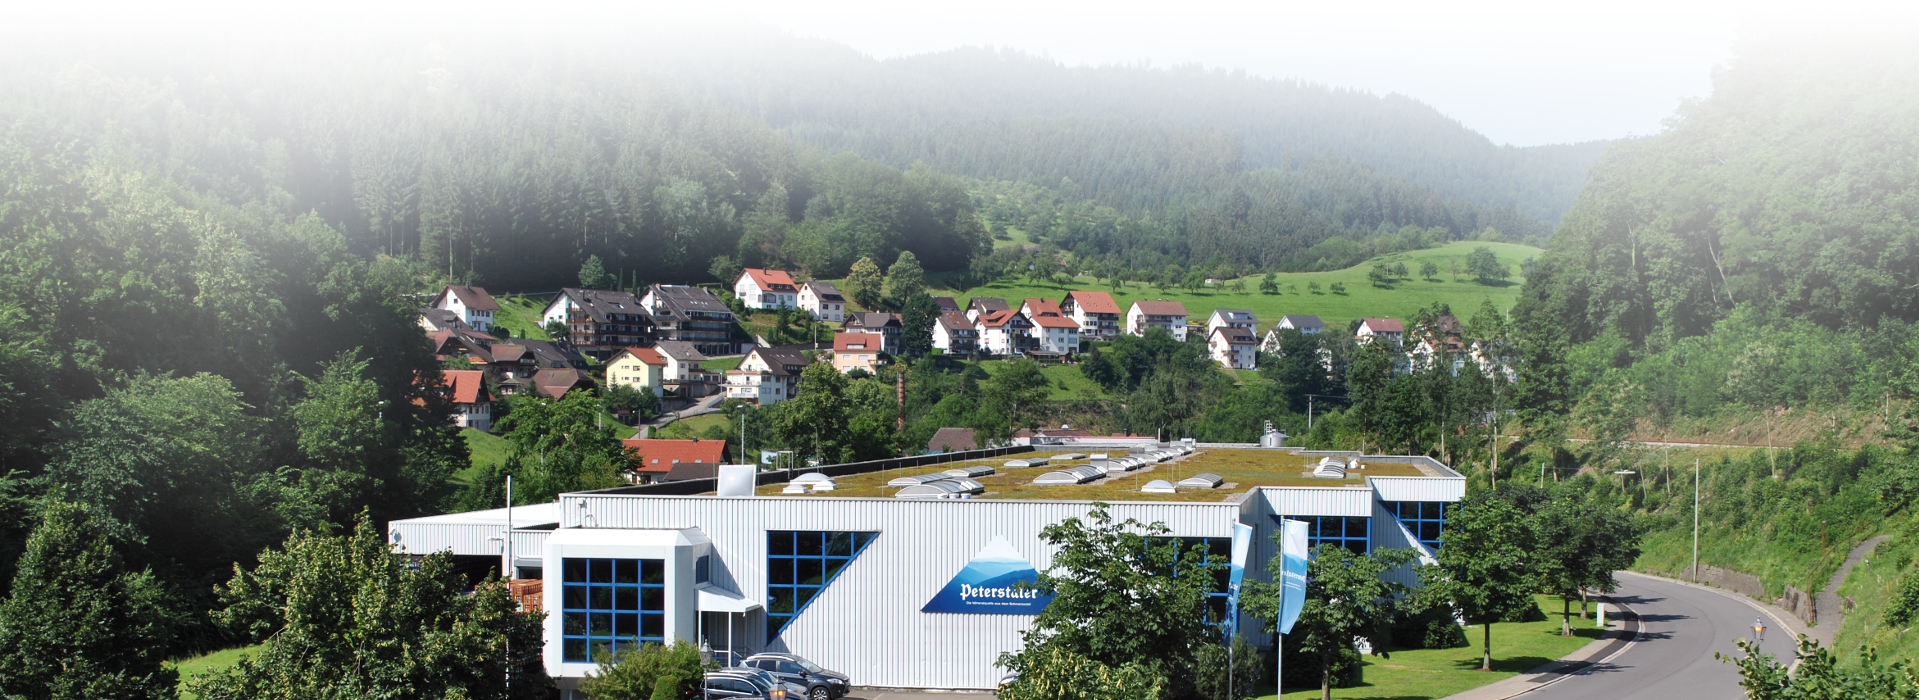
[741,268,798,292]
[1064,290,1122,315]
[1033,314,1080,328]
[1022,298,1063,317]
[614,347,668,366]
[622,438,728,474]
[441,369,490,405]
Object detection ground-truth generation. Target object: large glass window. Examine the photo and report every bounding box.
[1272,515,1371,555]
[766,531,878,638]
[561,558,665,663]
[1383,501,1446,551]
[1152,537,1233,627]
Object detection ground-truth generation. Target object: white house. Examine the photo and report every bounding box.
[1059,290,1122,341]
[1125,300,1189,341]
[441,369,492,431]
[1209,327,1258,370]
[1031,314,1081,355]
[1275,314,1325,334]
[431,285,499,332]
[1356,318,1405,346]
[974,309,1034,356]
[725,346,809,405]
[798,281,846,322]
[932,312,979,357]
[652,340,713,397]
[734,268,799,310]
[1206,308,1258,336]
[605,347,668,397]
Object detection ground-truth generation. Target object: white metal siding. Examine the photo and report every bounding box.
[390,522,500,557]
[557,495,1239,689]
[1254,487,1374,517]
[1368,476,1466,503]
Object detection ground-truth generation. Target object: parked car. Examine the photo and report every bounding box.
[717,667,805,698]
[703,671,786,700]
[743,653,852,700]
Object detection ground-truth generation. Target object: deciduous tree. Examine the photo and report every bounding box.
[1417,498,1539,671]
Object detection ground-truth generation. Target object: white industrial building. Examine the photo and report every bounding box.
[389,443,1463,696]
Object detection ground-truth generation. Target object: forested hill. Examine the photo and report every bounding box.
[1509,37,1919,434]
[632,31,1605,222]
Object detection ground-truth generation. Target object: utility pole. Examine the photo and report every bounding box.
[1308,394,1313,431]
[1692,458,1701,581]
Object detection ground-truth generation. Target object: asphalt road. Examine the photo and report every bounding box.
[1526,573,1778,700]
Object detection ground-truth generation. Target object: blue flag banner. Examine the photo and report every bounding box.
[1224,522,1253,640]
[1279,518,1309,635]
[921,536,1054,615]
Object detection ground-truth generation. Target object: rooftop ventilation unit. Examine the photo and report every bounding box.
[791,472,834,484]
[943,466,996,479]
[717,465,757,497]
[1005,457,1050,468]
[1033,465,1104,485]
[1089,453,1109,460]
[1052,453,1086,461]
[1177,473,1224,489]
[894,481,973,499]
[1313,457,1347,479]
[888,473,952,487]
[949,478,986,494]
[1141,479,1177,494]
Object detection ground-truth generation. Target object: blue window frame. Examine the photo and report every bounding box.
[1383,501,1446,551]
[695,555,711,584]
[1173,537,1234,626]
[766,531,877,638]
[560,558,665,663]
[1271,515,1371,556]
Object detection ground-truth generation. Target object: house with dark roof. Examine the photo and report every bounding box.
[799,281,847,323]
[926,427,980,452]
[842,312,902,355]
[932,312,978,358]
[1125,300,1190,340]
[429,328,500,365]
[1276,314,1325,334]
[532,368,596,400]
[622,438,728,484]
[734,268,799,310]
[1059,290,1122,341]
[1206,309,1258,336]
[440,369,493,431]
[431,285,499,332]
[933,296,961,313]
[653,340,714,397]
[640,285,738,356]
[540,288,654,360]
[726,346,811,405]
[1209,326,1259,370]
[418,307,470,333]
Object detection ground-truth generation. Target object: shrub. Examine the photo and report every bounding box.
[998,647,1165,700]
[1391,606,1469,650]
[580,639,707,700]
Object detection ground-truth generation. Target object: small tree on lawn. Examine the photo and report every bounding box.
[843,256,884,310]
[997,505,1219,699]
[1420,261,1440,281]
[1417,498,1539,672]
[1259,273,1280,295]
[1534,498,1639,636]
[1245,545,1419,700]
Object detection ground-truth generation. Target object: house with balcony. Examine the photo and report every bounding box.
[653,340,715,398]
[489,339,589,397]
[974,309,1035,357]
[725,346,810,405]
[1209,326,1259,370]
[1059,290,1122,341]
[1125,300,1189,340]
[832,333,882,374]
[1206,309,1259,336]
[734,268,799,310]
[641,285,739,357]
[541,288,653,360]
[418,307,470,333]
[965,297,1010,323]
[932,312,979,358]
[606,347,669,397]
[1030,313,1081,357]
[430,285,499,332]
[798,281,847,323]
[842,312,903,355]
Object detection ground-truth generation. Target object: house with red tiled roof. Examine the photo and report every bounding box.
[974,309,1035,357]
[622,438,728,484]
[440,369,493,431]
[1059,290,1122,341]
[832,332,882,374]
[735,268,799,310]
[1356,317,1405,346]
[1126,300,1189,341]
[430,285,499,332]
[606,347,669,396]
[1031,313,1081,356]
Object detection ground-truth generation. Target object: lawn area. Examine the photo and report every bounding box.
[932,241,1542,332]
[169,643,266,697]
[490,293,553,340]
[1260,595,1605,700]
[656,413,732,440]
[706,355,744,372]
[455,427,511,484]
[976,359,1111,400]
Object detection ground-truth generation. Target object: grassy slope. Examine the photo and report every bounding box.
[169,643,267,698]
[655,413,731,440]
[490,294,553,340]
[1263,595,1601,700]
[934,241,1541,331]
[455,428,511,485]
[976,360,1112,400]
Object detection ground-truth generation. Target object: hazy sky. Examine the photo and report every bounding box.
[664,0,1908,147]
[24,0,1915,148]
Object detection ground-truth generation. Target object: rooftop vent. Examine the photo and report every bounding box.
[894,481,973,499]
[1052,453,1086,461]
[943,466,995,479]
[1141,479,1177,494]
[1313,457,1347,479]
[1004,457,1051,468]
[1033,465,1104,485]
[1177,473,1224,489]
[888,474,952,487]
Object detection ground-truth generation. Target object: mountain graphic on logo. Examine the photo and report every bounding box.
[921,536,1054,615]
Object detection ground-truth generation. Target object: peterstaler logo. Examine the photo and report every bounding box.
[921,536,1054,615]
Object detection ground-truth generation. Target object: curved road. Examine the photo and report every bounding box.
[1525,573,1779,700]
